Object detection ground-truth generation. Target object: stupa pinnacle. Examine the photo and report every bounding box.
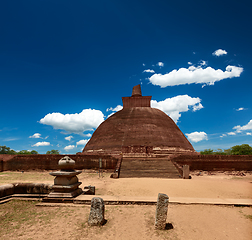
[83,85,196,157]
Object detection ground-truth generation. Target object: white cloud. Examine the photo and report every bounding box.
[246,132,252,136]
[106,105,123,118]
[236,107,245,111]
[157,62,164,67]
[64,145,75,151]
[32,141,50,147]
[143,69,155,73]
[227,132,236,135]
[149,65,243,88]
[199,60,207,66]
[85,133,92,137]
[76,139,89,146]
[4,137,19,141]
[233,119,252,133]
[39,109,104,134]
[220,134,227,138]
[212,49,228,57]
[29,133,41,138]
[65,136,73,141]
[186,132,208,143]
[151,95,203,123]
[188,62,192,65]
[106,105,123,112]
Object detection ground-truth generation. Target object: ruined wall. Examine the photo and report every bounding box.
[172,154,252,171]
[0,154,118,171]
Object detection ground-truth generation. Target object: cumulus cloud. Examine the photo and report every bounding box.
[65,136,73,141]
[149,65,243,88]
[32,141,50,147]
[157,62,164,67]
[233,119,252,133]
[29,133,41,138]
[39,109,104,134]
[143,69,155,73]
[106,105,123,112]
[247,133,252,136]
[151,95,203,123]
[236,107,245,111]
[76,139,89,146]
[106,105,123,118]
[64,145,75,151]
[186,131,208,143]
[212,49,228,57]
[228,132,236,135]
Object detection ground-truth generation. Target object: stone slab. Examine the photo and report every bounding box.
[49,170,82,177]
[74,195,252,206]
[47,188,83,198]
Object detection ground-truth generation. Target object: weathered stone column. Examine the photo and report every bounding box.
[183,165,190,179]
[88,197,105,226]
[155,193,169,229]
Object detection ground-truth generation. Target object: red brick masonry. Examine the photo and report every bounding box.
[172,154,252,171]
[1,153,251,172]
[0,154,118,172]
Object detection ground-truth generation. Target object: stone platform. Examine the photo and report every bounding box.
[36,195,252,207]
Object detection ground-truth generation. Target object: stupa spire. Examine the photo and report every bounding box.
[131,84,142,96]
[122,85,151,108]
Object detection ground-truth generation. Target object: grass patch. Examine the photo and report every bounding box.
[238,207,252,220]
[0,200,58,236]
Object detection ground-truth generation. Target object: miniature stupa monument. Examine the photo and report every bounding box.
[48,156,82,198]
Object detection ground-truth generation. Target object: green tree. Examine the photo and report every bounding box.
[230,144,252,155]
[224,148,231,155]
[17,150,38,155]
[214,149,227,155]
[200,149,214,155]
[0,146,17,154]
[46,149,60,154]
[30,150,38,154]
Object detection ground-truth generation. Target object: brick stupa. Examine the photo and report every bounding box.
[83,85,196,158]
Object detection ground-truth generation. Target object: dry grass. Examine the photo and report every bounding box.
[0,200,251,240]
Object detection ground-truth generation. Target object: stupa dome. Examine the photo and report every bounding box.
[83,85,196,157]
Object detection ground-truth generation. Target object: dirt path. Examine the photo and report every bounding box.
[0,170,252,239]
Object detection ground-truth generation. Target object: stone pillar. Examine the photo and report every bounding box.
[88,197,105,226]
[155,193,169,230]
[183,165,190,179]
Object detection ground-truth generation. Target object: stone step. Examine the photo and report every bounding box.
[119,159,180,178]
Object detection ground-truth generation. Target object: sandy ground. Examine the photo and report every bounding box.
[0,170,252,240]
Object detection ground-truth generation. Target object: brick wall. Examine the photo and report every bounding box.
[1,154,118,171]
[172,154,252,171]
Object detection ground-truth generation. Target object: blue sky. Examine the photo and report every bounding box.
[1,0,252,154]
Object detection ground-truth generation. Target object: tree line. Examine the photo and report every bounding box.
[1,144,252,155]
[0,146,60,155]
[200,144,252,155]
